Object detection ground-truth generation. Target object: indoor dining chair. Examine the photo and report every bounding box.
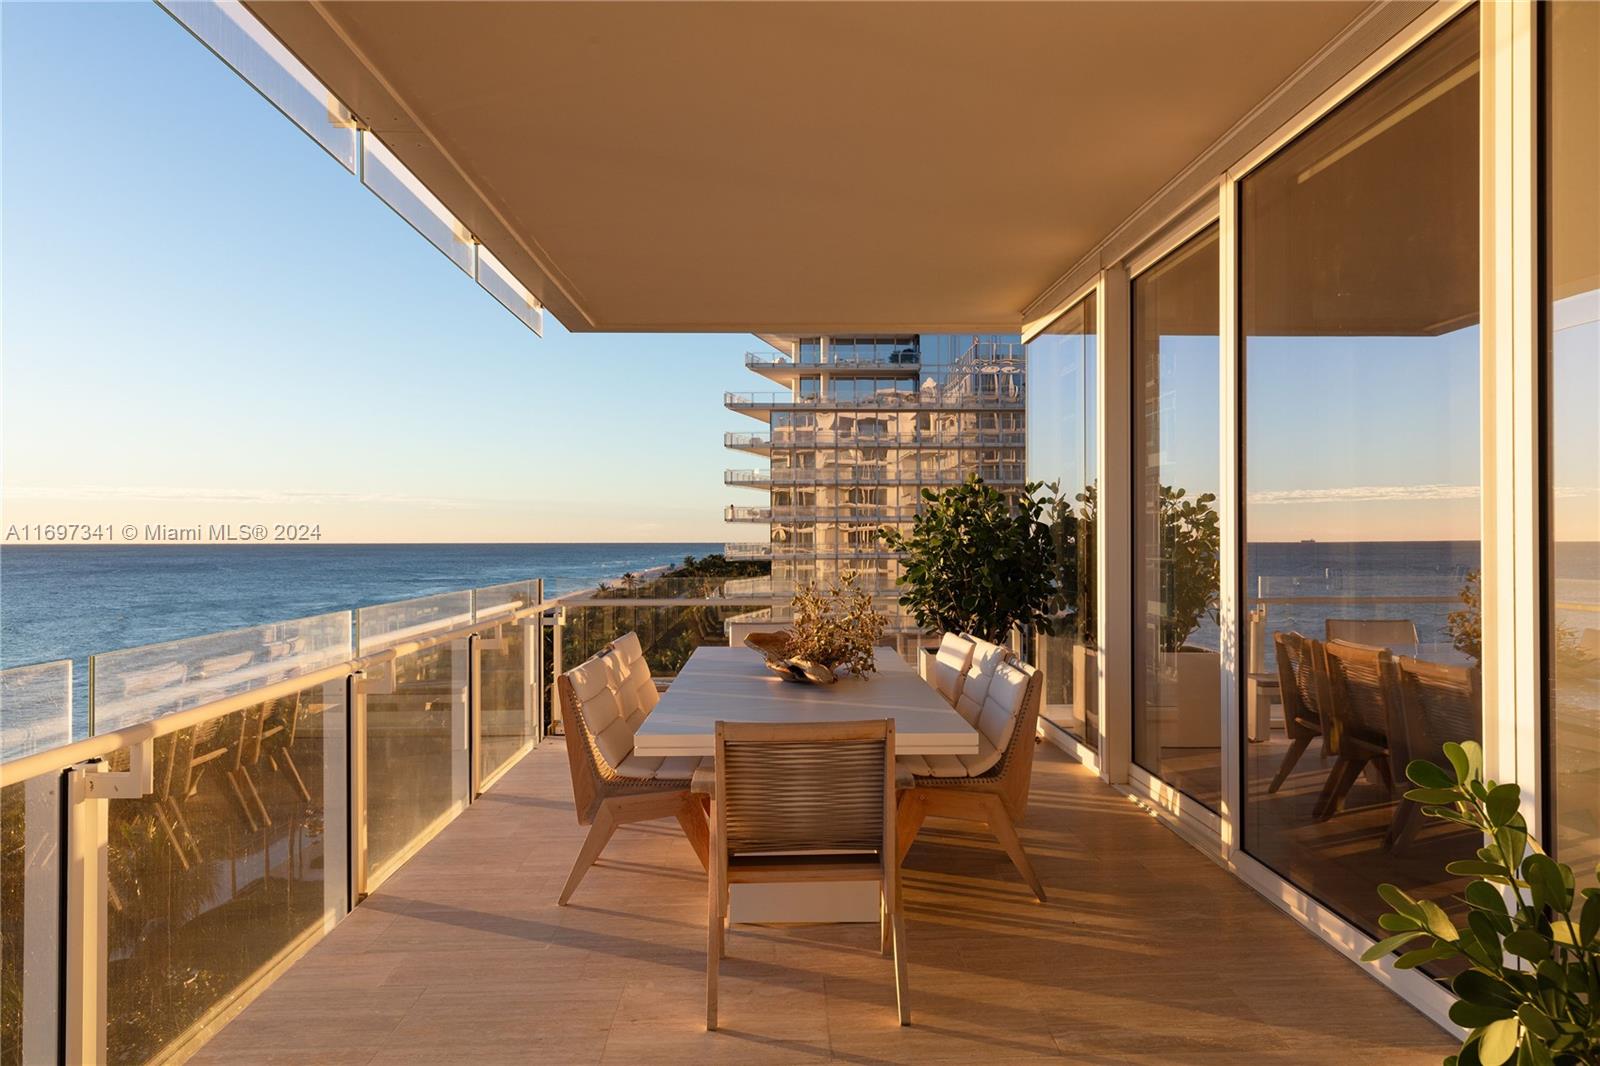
[1312,640,1401,820]
[1386,655,1481,850]
[1325,618,1420,646]
[1267,631,1327,793]
[706,718,907,1030]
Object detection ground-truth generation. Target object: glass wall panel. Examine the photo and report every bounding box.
[1132,225,1221,806]
[1,774,60,1066]
[477,617,534,784]
[1543,0,1600,889]
[1026,293,1098,747]
[357,591,472,655]
[104,679,347,1064]
[1240,11,1480,948]
[360,135,475,276]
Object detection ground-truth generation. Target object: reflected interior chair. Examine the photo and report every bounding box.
[1312,640,1401,820]
[1325,618,1420,646]
[706,719,907,1030]
[896,649,1046,901]
[1386,656,1482,850]
[926,631,976,707]
[1267,631,1327,793]
[556,632,709,905]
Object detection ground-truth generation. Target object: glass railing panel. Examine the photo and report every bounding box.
[474,245,544,336]
[156,1,357,172]
[1,659,73,760]
[476,616,533,785]
[90,613,352,735]
[360,134,475,275]
[102,677,348,1065]
[362,641,469,880]
[473,580,539,622]
[564,605,745,679]
[356,591,472,655]
[1,774,61,1066]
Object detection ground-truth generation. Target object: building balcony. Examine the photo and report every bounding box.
[726,466,1026,488]
[729,429,1027,450]
[723,504,772,523]
[726,389,1025,423]
[723,431,771,453]
[723,540,773,559]
[743,349,924,384]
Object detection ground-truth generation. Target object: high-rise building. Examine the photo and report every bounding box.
[723,334,1024,651]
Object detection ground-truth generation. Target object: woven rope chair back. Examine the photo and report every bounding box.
[1322,640,1397,741]
[1394,657,1480,765]
[1325,618,1419,646]
[1274,632,1321,733]
[719,724,889,855]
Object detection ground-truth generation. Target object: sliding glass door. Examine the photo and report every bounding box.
[1026,293,1098,749]
[1543,0,1599,890]
[1131,225,1221,806]
[1238,9,1481,945]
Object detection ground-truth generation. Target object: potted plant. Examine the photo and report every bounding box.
[1151,485,1221,747]
[1362,741,1598,1066]
[747,572,886,683]
[879,476,1059,664]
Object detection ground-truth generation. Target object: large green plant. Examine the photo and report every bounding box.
[1361,741,1598,1066]
[1155,486,1220,652]
[879,476,1058,644]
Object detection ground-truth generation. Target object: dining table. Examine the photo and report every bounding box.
[633,644,977,923]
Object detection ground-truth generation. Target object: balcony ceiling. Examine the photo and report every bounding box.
[245,1,1373,334]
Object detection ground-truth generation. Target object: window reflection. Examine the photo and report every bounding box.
[1240,11,1480,951]
[1026,294,1098,748]
[1543,0,1600,890]
[1132,226,1221,805]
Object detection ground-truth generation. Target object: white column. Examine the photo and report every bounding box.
[1217,174,1244,856]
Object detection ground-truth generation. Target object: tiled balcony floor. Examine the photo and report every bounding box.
[191,741,1455,1065]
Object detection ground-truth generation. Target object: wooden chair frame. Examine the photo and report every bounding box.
[1311,640,1399,820]
[1267,631,1327,793]
[707,719,907,1031]
[556,671,708,906]
[894,661,1046,902]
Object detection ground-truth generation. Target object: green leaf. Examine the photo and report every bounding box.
[1486,783,1522,827]
[1522,854,1572,912]
[1408,787,1469,805]
[1378,883,1425,920]
[1379,911,1420,932]
[1450,1001,1515,1028]
[1466,881,1509,916]
[1395,943,1454,969]
[1502,929,1551,962]
[1454,970,1519,1008]
[1467,912,1502,967]
[1406,758,1453,789]
[1478,1018,1519,1066]
[1444,741,1473,784]
[1515,1004,1558,1041]
[1360,932,1425,961]
[1579,893,1599,946]
[1518,1034,1555,1066]
[1416,899,1459,942]
[1450,861,1511,878]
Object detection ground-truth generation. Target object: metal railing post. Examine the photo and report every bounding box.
[348,670,369,903]
[63,762,109,1066]
[23,773,62,1065]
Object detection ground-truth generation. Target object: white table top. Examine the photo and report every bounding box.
[633,646,978,757]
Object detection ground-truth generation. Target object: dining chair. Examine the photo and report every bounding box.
[556,635,709,905]
[1267,632,1326,793]
[1386,656,1481,850]
[895,657,1046,901]
[1325,618,1420,646]
[926,631,976,707]
[706,719,906,1030]
[1312,640,1401,820]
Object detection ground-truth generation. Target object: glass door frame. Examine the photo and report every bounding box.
[1020,0,1547,1032]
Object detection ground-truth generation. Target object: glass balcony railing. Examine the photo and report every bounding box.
[725,465,1025,487]
[725,389,1024,410]
[726,429,1027,449]
[0,579,554,1066]
[724,505,773,522]
[744,350,923,371]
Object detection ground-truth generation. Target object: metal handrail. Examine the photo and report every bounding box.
[0,599,550,788]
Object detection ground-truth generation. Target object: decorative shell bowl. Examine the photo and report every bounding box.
[743,632,837,685]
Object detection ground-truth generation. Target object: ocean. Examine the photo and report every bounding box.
[0,543,719,736]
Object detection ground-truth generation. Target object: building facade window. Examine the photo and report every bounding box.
[1132,224,1222,806]
[1542,0,1600,889]
[1239,9,1481,947]
[1026,292,1098,748]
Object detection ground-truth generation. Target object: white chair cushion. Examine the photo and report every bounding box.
[930,632,975,707]
[954,638,1008,726]
[973,660,1029,758]
[613,753,664,779]
[611,631,644,663]
[592,717,635,770]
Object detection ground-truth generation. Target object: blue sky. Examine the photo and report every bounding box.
[2,2,754,543]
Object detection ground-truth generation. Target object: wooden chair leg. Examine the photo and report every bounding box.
[706,878,720,1031]
[879,887,892,956]
[676,797,711,871]
[980,794,1046,902]
[1267,733,1314,793]
[890,906,910,1026]
[558,807,617,905]
[895,790,927,865]
[1385,798,1423,852]
[1316,758,1364,820]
